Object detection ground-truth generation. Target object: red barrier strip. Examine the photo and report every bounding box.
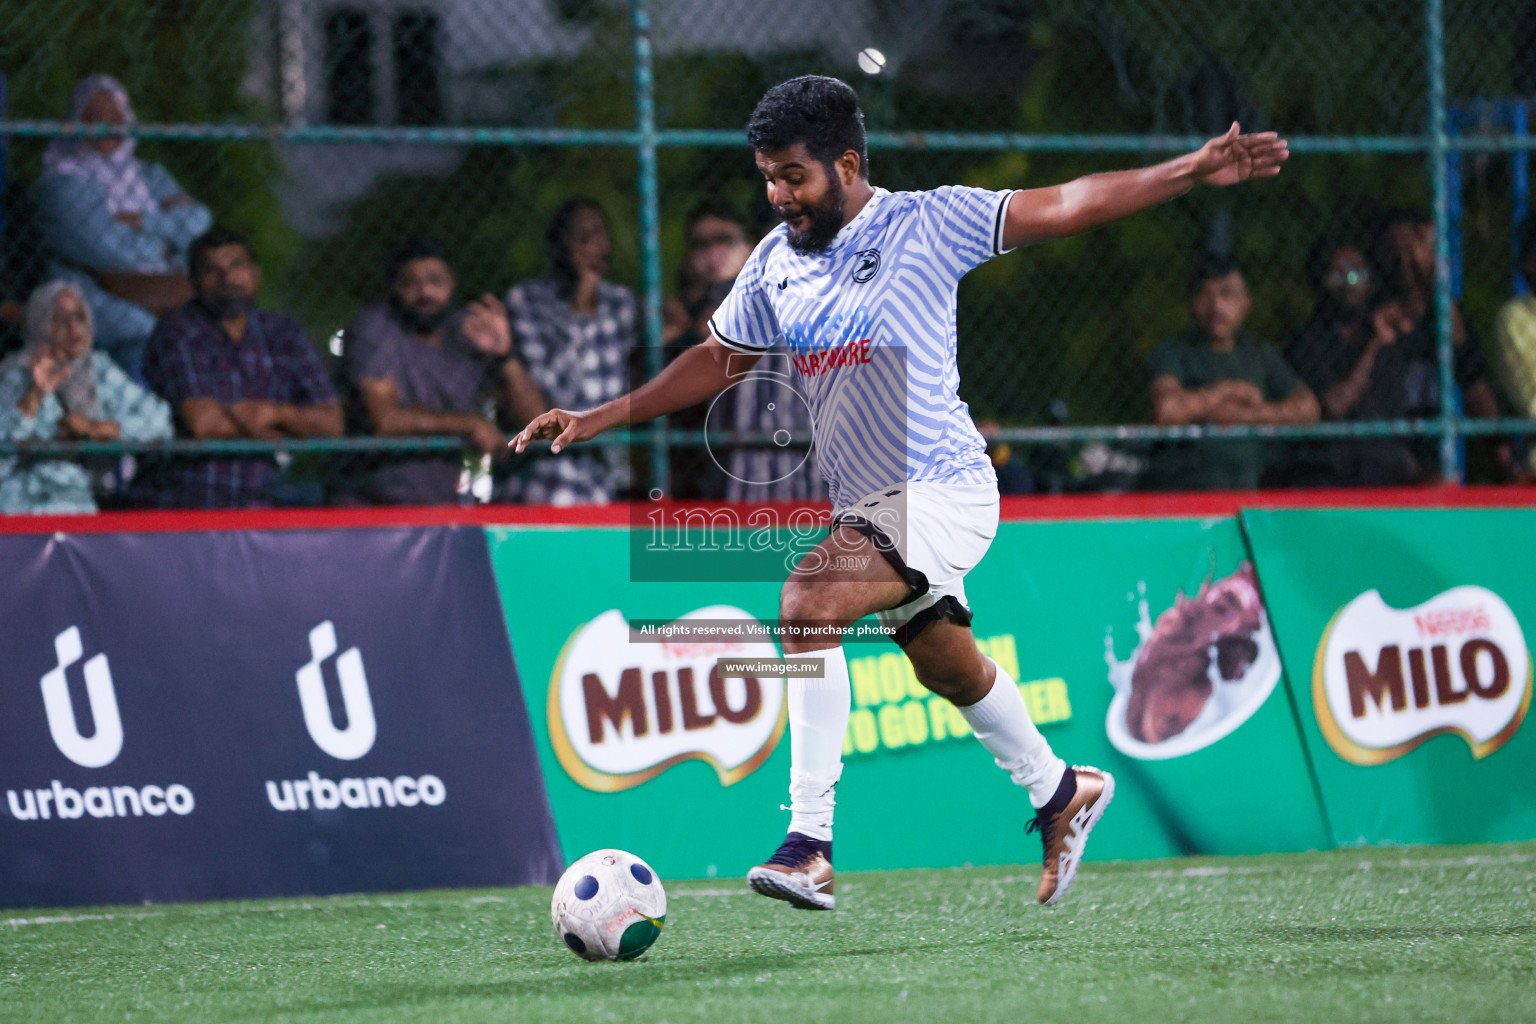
[1,485,1534,536]
[996,485,1536,520]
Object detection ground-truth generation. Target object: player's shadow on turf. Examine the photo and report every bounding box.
[265,933,1060,1016]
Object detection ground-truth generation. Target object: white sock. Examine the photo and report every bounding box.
[958,657,1067,808]
[783,647,849,841]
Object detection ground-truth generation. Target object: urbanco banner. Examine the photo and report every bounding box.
[1243,507,1536,847]
[0,527,562,909]
[489,516,1329,880]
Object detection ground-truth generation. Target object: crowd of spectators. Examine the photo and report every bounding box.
[992,207,1533,494]
[1,75,653,512]
[4,74,1536,513]
[1109,207,1515,493]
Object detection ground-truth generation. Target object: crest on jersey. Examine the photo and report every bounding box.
[852,249,881,283]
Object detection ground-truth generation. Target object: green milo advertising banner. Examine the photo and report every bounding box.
[1241,507,1536,848]
[488,515,1333,881]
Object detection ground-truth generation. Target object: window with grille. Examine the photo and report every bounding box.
[323,8,375,125]
[392,11,444,126]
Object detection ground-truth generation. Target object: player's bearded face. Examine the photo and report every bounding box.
[778,164,846,255]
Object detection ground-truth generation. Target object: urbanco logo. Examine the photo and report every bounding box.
[548,605,787,792]
[265,623,447,814]
[296,621,376,760]
[1314,586,1532,765]
[9,627,196,823]
[40,626,123,769]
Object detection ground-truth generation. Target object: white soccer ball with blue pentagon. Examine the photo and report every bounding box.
[551,849,667,961]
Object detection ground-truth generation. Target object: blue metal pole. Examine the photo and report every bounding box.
[631,0,668,497]
[1427,0,1459,483]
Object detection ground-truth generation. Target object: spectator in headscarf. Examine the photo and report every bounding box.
[0,280,173,513]
[32,75,212,380]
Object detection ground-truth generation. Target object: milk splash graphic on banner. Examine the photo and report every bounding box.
[1104,563,1283,760]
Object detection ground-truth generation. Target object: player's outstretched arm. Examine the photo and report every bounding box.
[512,336,759,454]
[1000,122,1288,250]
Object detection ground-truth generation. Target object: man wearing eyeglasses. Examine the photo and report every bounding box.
[1286,238,1423,486]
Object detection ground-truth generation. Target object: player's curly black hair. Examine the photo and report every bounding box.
[746,76,869,180]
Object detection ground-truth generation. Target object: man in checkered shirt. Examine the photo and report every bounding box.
[144,228,341,508]
[504,199,635,506]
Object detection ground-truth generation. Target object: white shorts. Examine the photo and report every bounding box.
[832,481,1000,644]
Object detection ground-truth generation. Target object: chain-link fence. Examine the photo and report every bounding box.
[0,0,1533,510]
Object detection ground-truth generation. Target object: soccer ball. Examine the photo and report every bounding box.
[551,849,667,961]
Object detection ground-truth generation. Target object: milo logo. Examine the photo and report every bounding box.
[1314,586,1533,765]
[548,606,787,792]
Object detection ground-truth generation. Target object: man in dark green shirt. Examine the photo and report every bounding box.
[1146,253,1320,490]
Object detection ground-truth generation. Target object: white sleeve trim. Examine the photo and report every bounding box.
[707,317,770,354]
[993,188,1020,256]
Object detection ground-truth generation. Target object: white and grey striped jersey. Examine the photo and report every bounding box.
[709,185,1012,511]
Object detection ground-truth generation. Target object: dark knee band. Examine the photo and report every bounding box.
[831,514,928,606]
[893,594,974,648]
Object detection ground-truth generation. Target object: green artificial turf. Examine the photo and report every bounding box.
[3,842,1533,1024]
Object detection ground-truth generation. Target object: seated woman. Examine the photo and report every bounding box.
[32,75,212,379]
[0,281,173,514]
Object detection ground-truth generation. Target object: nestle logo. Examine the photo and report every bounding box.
[1315,587,1532,765]
[1413,606,1492,638]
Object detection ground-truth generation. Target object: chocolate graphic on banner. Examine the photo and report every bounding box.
[548,605,787,791]
[1313,585,1533,765]
[1105,562,1283,760]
